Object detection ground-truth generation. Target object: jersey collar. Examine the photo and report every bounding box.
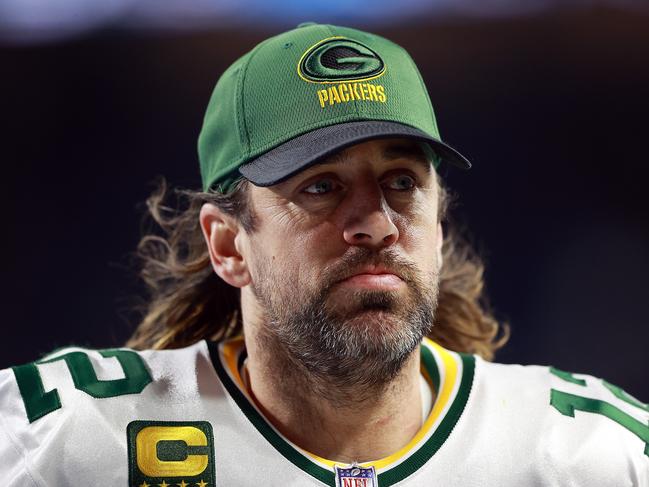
[207,337,475,487]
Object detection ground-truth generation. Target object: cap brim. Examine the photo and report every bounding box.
[238,120,471,187]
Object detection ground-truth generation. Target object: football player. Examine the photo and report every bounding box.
[1,22,647,486]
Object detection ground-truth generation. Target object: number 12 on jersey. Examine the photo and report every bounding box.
[12,349,152,423]
[550,367,649,456]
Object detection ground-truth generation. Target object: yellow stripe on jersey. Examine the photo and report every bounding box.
[220,337,246,390]
[301,337,459,470]
[219,336,461,472]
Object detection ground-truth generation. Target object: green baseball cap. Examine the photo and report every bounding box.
[198,22,471,194]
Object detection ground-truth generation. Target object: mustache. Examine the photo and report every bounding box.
[323,247,419,288]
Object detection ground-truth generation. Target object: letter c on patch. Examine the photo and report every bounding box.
[136,426,208,477]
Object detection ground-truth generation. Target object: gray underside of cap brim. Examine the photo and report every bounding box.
[238,121,471,187]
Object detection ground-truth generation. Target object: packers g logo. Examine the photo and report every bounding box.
[298,37,385,83]
[128,421,216,487]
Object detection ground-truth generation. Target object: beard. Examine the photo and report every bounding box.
[249,246,440,405]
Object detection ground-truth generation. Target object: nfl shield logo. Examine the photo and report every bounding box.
[334,463,378,487]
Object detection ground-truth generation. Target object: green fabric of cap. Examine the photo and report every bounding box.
[198,23,458,194]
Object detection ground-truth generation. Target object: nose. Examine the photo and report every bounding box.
[342,189,399,249]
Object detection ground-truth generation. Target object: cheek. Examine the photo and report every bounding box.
[396,208,440,269]
[253,222,317,284]
[252,194,326,286]
[406,222,438,265]
[266,201,335,253]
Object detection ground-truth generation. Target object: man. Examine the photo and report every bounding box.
[1,22,647,486]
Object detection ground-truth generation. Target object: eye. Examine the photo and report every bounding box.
[302,178,338,196]
[388,174,417,191]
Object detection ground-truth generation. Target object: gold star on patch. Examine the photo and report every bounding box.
[139,482,150,487]
[158,481,169,487]
[177,481,188,487]
[196,481,208,487]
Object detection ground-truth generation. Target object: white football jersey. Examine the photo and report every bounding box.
[0,337,647,486]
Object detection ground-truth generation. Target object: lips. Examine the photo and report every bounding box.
[344,265,403,281]
[337,265,405,288]
[343,273,403,286]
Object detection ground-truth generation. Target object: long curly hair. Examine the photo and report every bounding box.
[126,176,509,360]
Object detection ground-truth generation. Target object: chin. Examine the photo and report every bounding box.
[343,308,409,330]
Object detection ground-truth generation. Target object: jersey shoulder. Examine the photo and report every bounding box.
[477,358,648,420]
[0,341,213,424]
[0,342,219,484]
[468,358,648,482]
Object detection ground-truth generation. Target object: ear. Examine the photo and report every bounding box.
[199,203,251,288]
[436,222,444,268]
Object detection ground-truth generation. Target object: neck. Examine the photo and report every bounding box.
[242,322,427,463]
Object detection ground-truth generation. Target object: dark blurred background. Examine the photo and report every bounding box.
[1,1,647,401]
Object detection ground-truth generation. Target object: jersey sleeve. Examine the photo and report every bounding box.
[0,368,40,486]
[547,366,649,485]
[0,345,155,485]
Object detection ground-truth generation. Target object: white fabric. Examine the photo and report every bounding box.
[0,340,647,486]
